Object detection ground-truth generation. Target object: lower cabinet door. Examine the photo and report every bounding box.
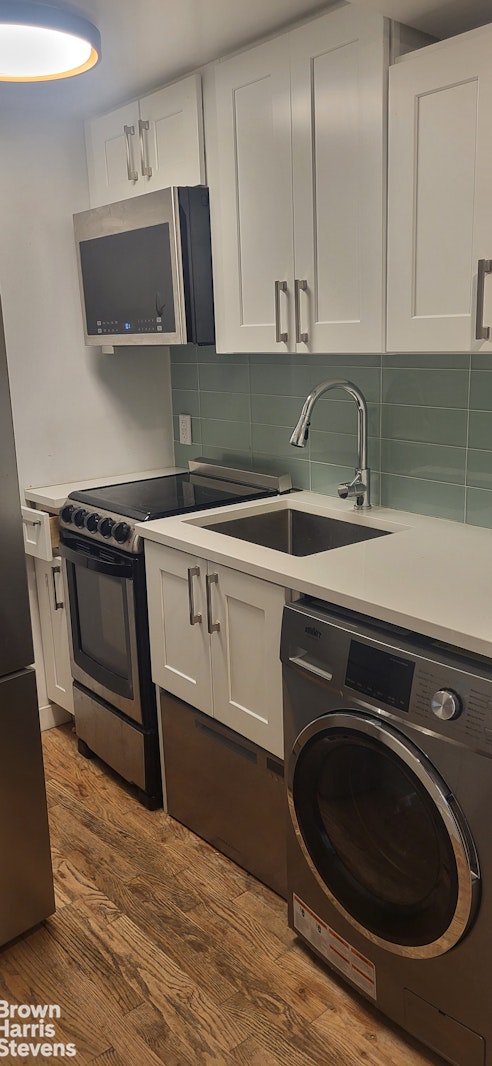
[210,563,286,758]
[145,541,213,714]
[35,557,74,714]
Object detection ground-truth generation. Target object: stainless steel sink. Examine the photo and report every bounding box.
[202,508,391,557]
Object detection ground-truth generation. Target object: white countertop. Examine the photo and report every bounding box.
[137,491,492,658]
[24,467,183,511]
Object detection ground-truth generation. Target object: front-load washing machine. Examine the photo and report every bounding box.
[281,596,492,1066]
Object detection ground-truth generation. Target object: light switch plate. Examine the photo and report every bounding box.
[179,413,192,445]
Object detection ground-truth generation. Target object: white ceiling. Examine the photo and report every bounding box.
[2,0,491,119]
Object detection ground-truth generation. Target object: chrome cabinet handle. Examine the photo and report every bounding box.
[51,566,64,611]
[476,259,492,340]
[294,279,308,343]
[187,566,202,625]
[274,280,288,343]
[123,124,138,181]
[138,118,153,178]
[206,572,220,634]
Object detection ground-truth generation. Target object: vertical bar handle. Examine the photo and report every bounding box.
[123,124,138,181]
[476,259,492,340]
[187,566,202,625]
[138,118,153,178]
[206,572,220,634]
[51,566,64,610]
[274,280,288,343]
[294,279,308,343]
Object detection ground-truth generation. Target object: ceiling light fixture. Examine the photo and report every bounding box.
[0,1,101,82]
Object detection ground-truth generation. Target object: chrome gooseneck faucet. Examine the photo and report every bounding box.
[290,378,371,509]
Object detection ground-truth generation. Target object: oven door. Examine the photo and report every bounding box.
[288,711,480,960]
[61,535,143,723]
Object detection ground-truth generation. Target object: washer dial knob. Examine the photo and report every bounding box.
[431,689,462,721]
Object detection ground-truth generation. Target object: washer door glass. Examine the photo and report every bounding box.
[290,713,479,958]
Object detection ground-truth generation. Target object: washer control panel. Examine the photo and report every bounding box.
[282,597,492,757]
[411,657,492,751]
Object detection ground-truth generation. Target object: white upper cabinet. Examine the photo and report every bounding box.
[210,7,387,354]
[86,74,206,207]
[387,28,492,352]
[211,37,294,354]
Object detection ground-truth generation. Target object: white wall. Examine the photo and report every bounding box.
[0,110,174,723]
[0,111,174,491]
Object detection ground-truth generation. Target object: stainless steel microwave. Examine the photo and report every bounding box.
[73,186,215,347]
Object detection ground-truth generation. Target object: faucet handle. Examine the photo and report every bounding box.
[338,476,364,500]
[338,469,371,509]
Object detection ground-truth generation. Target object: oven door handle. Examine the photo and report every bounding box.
[60,544,134,578]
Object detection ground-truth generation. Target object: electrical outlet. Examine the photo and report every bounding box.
[179,413,192,445]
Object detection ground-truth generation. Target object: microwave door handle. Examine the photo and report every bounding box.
[123,124,138,182]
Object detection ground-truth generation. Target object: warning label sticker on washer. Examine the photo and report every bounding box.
[293,894,377,1000]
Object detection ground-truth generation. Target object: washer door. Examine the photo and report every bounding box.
[288,712,480,959]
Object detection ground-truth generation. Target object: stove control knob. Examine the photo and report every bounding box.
[73,508,88,528]
[98,517,114,539]
[431,689,462,721]
[85,512,101,533]
[113,521,131,544]
[60,504,74,523]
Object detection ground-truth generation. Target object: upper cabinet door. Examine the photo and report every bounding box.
[212,37,295,352]
[291,8,386,354]
[86,75,206,207]
[387,33,492,352]
[211,9,387,354]
[138,76,206,194]
[86,101,141,207]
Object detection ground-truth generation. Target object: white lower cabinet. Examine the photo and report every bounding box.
[145,542,286,758]
[35,557,74,715]
[22,504,74,717]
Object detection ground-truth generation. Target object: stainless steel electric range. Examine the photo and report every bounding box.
[59,459,291,808]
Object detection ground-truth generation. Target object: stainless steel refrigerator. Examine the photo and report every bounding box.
[0,297,55,945]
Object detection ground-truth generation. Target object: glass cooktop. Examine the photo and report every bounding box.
[68,472,277,521]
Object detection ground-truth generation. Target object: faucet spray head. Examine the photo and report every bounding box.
[290,395,313,447]
[289,419,310,447]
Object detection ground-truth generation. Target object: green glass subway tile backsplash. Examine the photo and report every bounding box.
[382,367,469,408]
[466,449,492,491]
[380,440,466,484]
[381,404,468,447]
[170,347,492,528]
[199,390,250,422]
[380,475,465,522]
[466,487,492,528]
[201,418,252,453]
[469,410,492,450]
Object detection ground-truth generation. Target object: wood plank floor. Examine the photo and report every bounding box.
[0,723,445,1065]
